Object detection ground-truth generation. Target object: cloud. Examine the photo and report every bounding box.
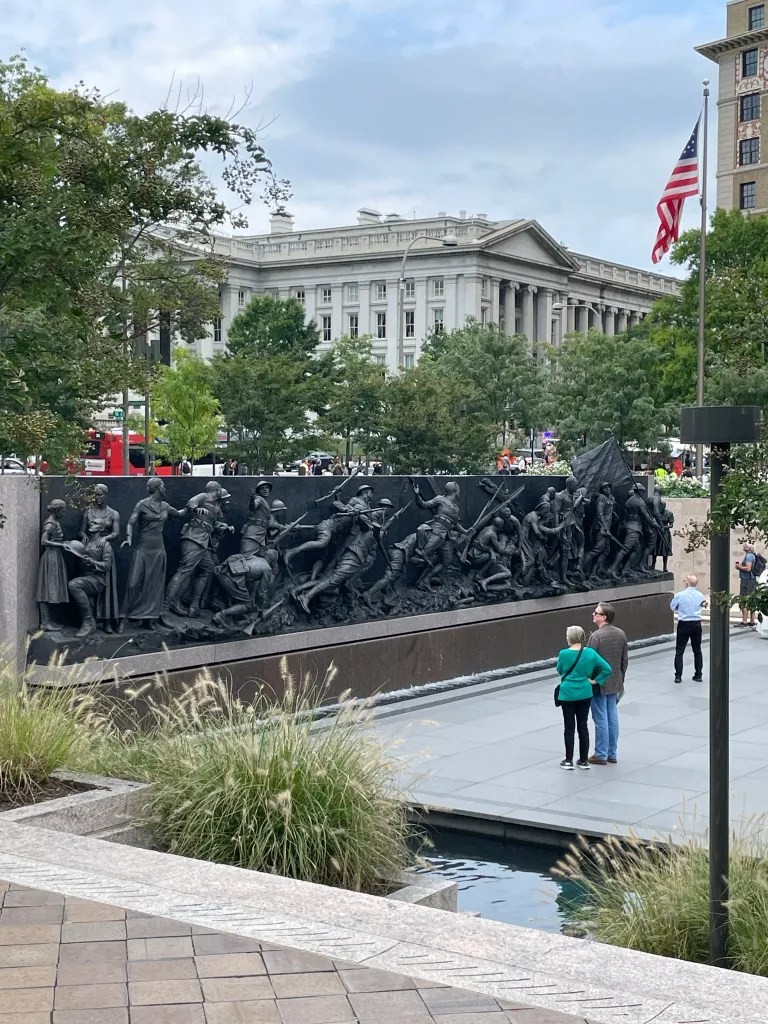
[2,0,726,271]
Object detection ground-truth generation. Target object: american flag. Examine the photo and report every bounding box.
[651,119,701,264]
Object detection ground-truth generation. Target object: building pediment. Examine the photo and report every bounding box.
[478,220,580,271]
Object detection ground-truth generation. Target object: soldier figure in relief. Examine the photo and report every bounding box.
[584,482,616,578]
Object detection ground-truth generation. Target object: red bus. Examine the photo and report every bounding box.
[80,430,172,476]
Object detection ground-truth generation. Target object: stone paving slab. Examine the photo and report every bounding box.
[0,880,579,1024]
[375,629,768,843]
[0,822,765,1024]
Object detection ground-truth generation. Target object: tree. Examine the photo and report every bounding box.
[318,335,385,462]
[647,209,768,412]
[211,297,332,472]
[423,321,543,445]
[381,364,494,474]
[542,328,670,458]
[152,349,221,468]
[0,54,280,467]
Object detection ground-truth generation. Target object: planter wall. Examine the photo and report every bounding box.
[1,771,458,911]
[665,498,747,597]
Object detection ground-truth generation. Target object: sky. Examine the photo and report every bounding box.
[1,0,730,273]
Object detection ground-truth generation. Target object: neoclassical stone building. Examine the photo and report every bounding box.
[194,209,679,373]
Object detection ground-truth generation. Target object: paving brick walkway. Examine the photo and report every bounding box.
[0,881,581,1024]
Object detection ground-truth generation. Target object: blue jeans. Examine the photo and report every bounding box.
[591,692,619,761]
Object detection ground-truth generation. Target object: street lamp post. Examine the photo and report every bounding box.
[680,404,761,969]
[397,233,458,369]
[552,300,605,338]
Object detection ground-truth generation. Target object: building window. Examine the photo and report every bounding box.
[740,136,760,165]
[404,280,415,300]
[347,282,359,303]
[741,93,761,122]
[238,289,246,307]
[432,308,444,333]
[322,315,332,342]
[481,278,488,297]
[740,181,758,209]
[432,278,444,297]
[375,282,387,301]
[404,310,415,338]
[749,5,765,30]
[320,286,332,305]
[403,353,415,370]
[743,48,759,78]
[374,354,387,366]
[376,312,387,339]
[348,314,359,338]
[213,317,222,344]
[293,288,305,304]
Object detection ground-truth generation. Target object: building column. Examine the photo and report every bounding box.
[465,275,483,320]
[504,283,518,336]
[576,304,589,334]
[566,298,577,335]
[357,282,370,339]
[386,280,399,369]
[332,284,343,341]
[603,307,617,336]
[557,299,568,347]
[414,276,429,353]
[616,309,628,334]
[490,277,500,324]
[629,310,640,328]
[220,285,239,349]
[535,287,553,356]
[444,274,458,332]
[521,285,536,343]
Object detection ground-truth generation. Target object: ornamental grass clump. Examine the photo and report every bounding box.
[0,654,98,803]
[83,662,420,893]
[556,820,768,976]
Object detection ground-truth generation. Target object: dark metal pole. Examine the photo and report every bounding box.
[709,440,730,967]
[696,81,710,477]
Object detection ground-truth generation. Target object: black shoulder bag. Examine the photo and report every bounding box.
[554,645,584,707]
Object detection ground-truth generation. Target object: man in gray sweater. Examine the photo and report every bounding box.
[587,601,629,765]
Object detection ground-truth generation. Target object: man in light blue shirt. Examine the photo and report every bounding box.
[670,575,706,684]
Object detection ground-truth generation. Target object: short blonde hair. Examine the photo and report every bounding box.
[566,625,586,646]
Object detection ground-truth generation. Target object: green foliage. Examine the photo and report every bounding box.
[543,328,670,459]
[211,296,332,471]
[76,667,421,894]
[152,348,221,465]
[648,209,768,411]
[319,335,385,459]
[657,476,708,498]
[557,825,768,976]
[0,53,278,466]
[381,363,495,473]
[0,659,97,802]
[424,321,543,441]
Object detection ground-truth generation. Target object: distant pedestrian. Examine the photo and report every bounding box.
[587,602,628,765]
[670,575,706,684]
[180,458,192,476]
[555,626,612,771]
[735,543,757,627]
[223,457,238,476]
[331,456,345,476]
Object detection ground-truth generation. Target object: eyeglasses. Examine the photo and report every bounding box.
[593,609,604,616]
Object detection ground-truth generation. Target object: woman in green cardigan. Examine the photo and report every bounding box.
[556,625,612,771]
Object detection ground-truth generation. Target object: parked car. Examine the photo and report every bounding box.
[286,451,334,472]
[0,457,31,474]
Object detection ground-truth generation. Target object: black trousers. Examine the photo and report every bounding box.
[561,698,592,762]
[674,620,703,678]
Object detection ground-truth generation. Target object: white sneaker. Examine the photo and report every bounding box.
[560,759,575,771]
[576,760,591,770]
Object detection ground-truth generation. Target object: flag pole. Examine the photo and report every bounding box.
[696,79,710,476]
